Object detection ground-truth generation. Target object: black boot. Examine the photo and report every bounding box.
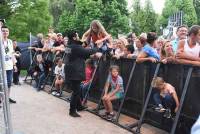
[69,112,81,117]
[77,105,88,111]
[9,98,16,103]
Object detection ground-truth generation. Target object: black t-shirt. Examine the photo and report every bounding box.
[15,46,21,67]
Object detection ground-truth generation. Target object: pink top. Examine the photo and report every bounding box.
[160,83,175,97]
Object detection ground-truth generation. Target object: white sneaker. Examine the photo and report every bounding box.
[56,92,61,97]
[51,91,57,96]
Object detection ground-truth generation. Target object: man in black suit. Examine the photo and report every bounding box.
[65,31,102,117]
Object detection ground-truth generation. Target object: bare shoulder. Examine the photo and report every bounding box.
[166,83,175,91]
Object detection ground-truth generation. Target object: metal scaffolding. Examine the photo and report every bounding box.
[0,27,13,134]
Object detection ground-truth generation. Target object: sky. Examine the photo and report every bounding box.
[127,0,165,14]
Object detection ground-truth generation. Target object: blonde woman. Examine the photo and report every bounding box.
[152,77,179,118]
[160,40,176,64]
[82,20,111,48]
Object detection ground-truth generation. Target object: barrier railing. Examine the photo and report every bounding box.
[86,58,198,134]
[23,50,198,134]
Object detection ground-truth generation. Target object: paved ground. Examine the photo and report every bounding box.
[10,83,132,134]
[9,81,167,134]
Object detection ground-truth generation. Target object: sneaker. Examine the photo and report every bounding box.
[164,109,171,118]
[9,98,16,104]
[101,112,110,119]
[155,104,165,113]
[69,112,81,117]
[106,112,115,121]
[51,91,57,96]
[56,92,61,97]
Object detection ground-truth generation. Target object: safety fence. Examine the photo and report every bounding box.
[81,57,199,134]
[23,50,199,134]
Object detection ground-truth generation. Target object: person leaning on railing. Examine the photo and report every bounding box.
[176,25,200,67]
[136,32,160,63]
[160,40,177,64]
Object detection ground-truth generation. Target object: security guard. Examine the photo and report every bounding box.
[65,31,102,117]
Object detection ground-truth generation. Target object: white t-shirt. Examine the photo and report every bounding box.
[3,39,14,70]
[54,64,65,78]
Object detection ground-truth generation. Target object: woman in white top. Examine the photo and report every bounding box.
[176,25,200,66]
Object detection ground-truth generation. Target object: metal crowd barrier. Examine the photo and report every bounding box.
[85,58,199,134]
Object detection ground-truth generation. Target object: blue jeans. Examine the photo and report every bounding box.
[80,82,90,101]
[35,72,46,89]
[6,70,13,88]
[153,93,176,110]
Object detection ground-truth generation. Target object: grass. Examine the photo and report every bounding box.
[21,70,28,77]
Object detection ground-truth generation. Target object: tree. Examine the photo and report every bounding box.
[101,0,129,36]
[57,0,103,36]
[57,0,129,37]
[57,10,76,34]
[159,0,197,29]
[130,0,157,34]
[130,0,143,34]
[181,0,197,26]
[142,0,157,32]
[49,0,75,27]
[194,0,200,24]
[0,0,14,20]
[6,0,53,41]
[161,0,178,27]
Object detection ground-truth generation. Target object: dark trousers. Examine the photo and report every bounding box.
[13,70,20,84]
[153,93,176,110]
[70,80,82,113]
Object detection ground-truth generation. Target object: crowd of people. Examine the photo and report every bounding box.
[1,19,200,125]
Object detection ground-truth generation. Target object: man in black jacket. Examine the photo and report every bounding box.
[65,31,102,117]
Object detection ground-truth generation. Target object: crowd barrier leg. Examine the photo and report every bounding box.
[170,67,193,134]
[128,63,161,133]
[82,58,101,106]
[114,62,137,123]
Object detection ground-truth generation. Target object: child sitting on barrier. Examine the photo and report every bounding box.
[152,77,180,118]
[52,57,65,96]
[102,65,124,120]
[80,59,95,104]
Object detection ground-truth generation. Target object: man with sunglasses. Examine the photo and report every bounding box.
[1,25,17,103]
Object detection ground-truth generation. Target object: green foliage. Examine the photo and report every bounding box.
[57,11,76,34]
[101,0,129,36]
[159,0,197,29]
[57,0,129,37]
[194,0,200,24]
[6,0,53,41]
[0,0,13,20]
[130,0,157,35]
[49,0,75,27]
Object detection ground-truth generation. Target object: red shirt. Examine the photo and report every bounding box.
[82,66,94,84]
[91,32,105,43]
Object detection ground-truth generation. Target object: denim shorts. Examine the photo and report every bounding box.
[115,92,124,99]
